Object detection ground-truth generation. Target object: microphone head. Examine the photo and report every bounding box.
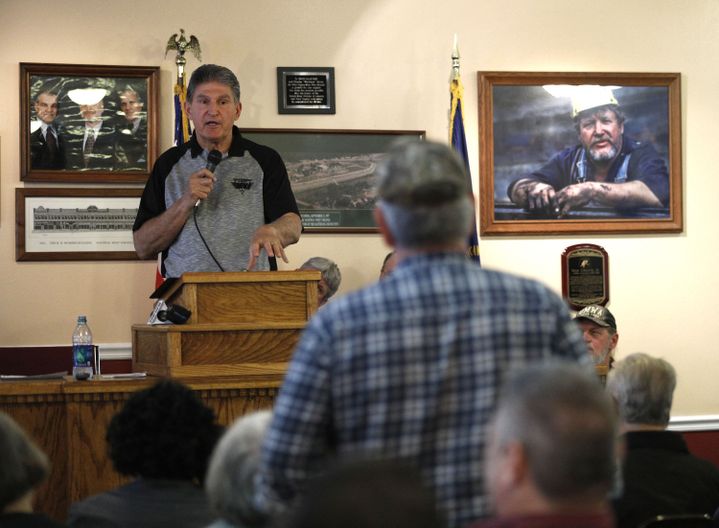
[206,149,223,172]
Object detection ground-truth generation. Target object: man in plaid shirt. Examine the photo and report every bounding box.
[255,140,587,528]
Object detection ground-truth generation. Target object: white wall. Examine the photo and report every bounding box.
[1,0,717,415]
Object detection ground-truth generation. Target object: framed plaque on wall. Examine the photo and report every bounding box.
[277,67,335,114]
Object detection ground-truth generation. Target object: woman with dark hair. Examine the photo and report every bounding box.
[67,379,223,527]
[0,412,65,527]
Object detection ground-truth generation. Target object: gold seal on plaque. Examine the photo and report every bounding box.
[561,243,609,311]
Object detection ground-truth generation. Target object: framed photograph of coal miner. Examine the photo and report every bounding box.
[478,71,682,236]
[20,62,159,183]
[240,128,425,232]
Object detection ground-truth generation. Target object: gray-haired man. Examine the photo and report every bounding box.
[133,64,301,275]
[607,353,719,528]
[256,140,587,528]
[299,256,341,307]
[508,90,669,218]
[471,361,617,528]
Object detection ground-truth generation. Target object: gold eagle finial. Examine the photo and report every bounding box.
[165,28,202,62]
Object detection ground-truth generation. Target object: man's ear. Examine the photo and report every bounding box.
[373,206,395,247]
[504,441,529,487]
[488,439,529,511]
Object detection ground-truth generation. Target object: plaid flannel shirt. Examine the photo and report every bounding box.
[256,252,586,528]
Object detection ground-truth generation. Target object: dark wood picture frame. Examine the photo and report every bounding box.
[277,67,336,114]
[478,71,682,236]
[239,128,425,232]
[16,187,142,261]
[20,62,159,183]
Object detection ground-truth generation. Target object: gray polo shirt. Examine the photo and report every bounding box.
[134,127,299,277]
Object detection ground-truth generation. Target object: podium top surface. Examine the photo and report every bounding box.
[152,270,321,299]
[0,375,283,399]
[180,270,320,283]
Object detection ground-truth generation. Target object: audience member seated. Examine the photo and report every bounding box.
[469,360,617,528]
[574,304,619,371]
[298,256,341,307]
[0,412,66,527]
[282,458,447,528]
[205,410,272,528]
[607,353,719,528]
[66,379,222,528]
[379,251,398,280]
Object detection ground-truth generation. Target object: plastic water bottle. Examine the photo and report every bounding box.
[72,315,94,380]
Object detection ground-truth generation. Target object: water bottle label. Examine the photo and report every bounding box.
[73,345,93,367]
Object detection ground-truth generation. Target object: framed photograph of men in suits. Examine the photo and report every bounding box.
[20,63,159,183]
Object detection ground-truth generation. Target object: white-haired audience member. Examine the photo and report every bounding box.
[205,411,273,528]
[607,353,719,528]
[470,361,617,528]
[298,257,341,307]
[0,412,65,527]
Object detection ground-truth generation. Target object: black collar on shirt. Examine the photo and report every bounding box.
[189,125,248,159]
[623,430,689,454]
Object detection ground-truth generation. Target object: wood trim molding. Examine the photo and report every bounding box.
[669,415,719,432]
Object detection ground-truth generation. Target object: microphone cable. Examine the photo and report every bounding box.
[192,149,225,271]
[193,206,225,272]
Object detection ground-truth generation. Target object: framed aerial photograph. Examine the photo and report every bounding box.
[20,62,159,183]
[239,128,425,232]
[478,71,682,236]
[277,67,335,114]
[16,188,142,261]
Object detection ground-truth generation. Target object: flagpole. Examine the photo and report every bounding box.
[452,33,460,81]
[166,29,201,146]
[449,35,481,265]
[153,30,202,288]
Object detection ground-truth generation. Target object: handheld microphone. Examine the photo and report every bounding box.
[195,149,223,207]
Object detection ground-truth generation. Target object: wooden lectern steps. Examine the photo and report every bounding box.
[132,322,304,377]
[133,270,320,378]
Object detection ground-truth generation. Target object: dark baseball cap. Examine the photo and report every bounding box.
[574,304,617,331]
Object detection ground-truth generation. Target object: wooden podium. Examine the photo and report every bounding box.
[0,377,281,522]
[132,270,320,377]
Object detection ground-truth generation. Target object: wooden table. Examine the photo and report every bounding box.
[0,375,281,522]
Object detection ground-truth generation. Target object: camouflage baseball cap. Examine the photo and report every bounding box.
[574,304,617,331]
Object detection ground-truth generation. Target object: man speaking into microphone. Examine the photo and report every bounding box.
[133,64,301,276]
